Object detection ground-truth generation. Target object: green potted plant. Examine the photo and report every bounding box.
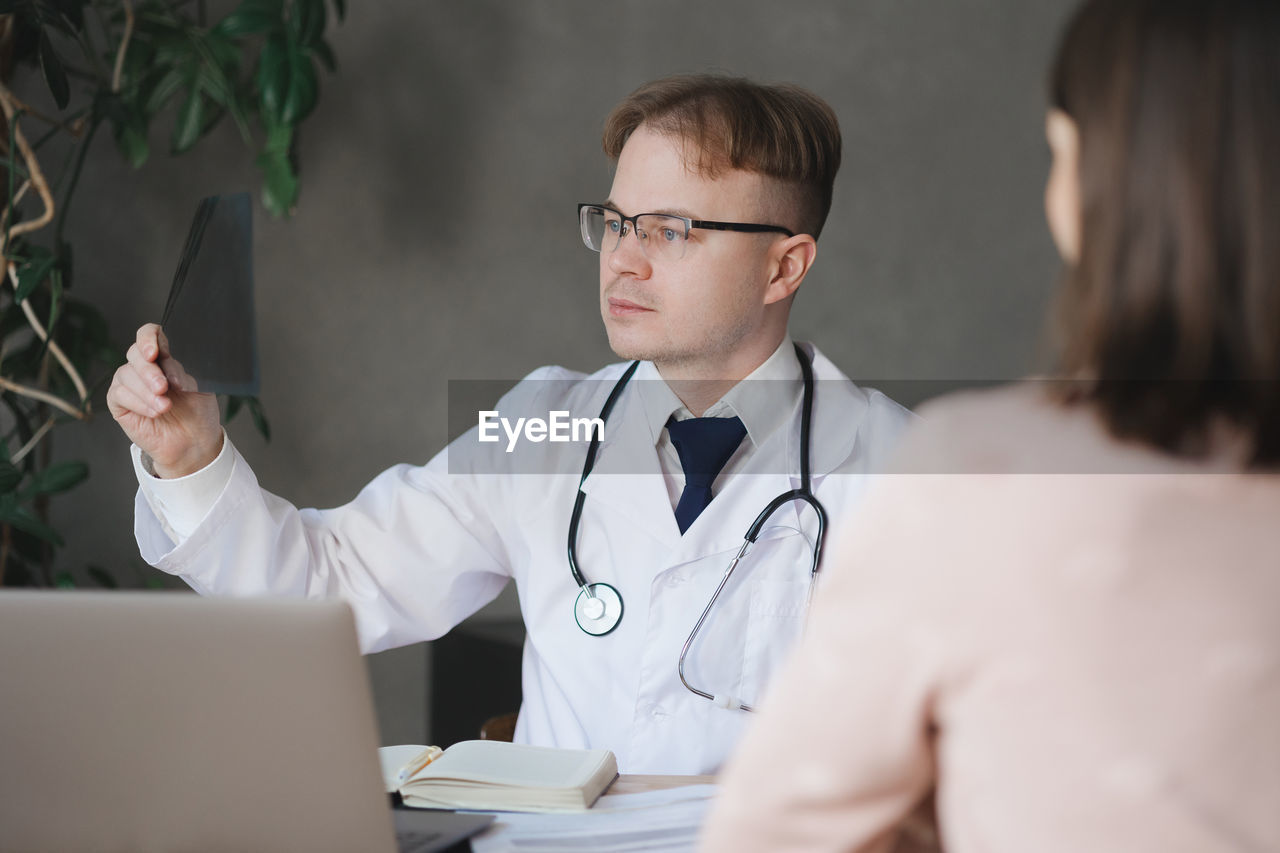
[0,0,344,586]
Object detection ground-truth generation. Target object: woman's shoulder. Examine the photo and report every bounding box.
[892,382,1172,475]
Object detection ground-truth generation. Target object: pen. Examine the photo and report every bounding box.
[398,745,443,784]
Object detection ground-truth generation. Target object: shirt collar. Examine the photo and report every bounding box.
[633,336,802,450]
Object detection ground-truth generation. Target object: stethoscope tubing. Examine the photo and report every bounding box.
[566,359,640,595]
[568,344,827,656]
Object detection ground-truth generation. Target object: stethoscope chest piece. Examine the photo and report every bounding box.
[574,582,623,636]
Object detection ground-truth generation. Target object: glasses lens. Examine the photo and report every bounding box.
[580,206,623,253]
[634,214,688,260]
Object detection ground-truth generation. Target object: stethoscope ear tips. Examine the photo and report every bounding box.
[574,582,624,636]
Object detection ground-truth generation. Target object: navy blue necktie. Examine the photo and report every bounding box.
[666,415,747,534]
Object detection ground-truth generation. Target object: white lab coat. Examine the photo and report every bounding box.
[134,342,913,773]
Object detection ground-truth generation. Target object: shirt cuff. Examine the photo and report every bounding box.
[131,431,234,542]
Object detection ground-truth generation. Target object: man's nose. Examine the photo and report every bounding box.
[607,225,651,278]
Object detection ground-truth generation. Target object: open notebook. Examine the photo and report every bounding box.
[382,741,618,812]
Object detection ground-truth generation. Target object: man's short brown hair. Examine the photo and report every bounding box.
[602,74,842,239]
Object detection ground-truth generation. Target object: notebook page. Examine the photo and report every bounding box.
[417,741,608,788]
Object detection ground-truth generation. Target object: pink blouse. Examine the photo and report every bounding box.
[700,387,1280,853]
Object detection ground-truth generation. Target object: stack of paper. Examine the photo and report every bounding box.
[470,784,719,853]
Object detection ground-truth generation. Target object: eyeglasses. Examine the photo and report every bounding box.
[578,203,794,262]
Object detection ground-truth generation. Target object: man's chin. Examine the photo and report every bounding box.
[603,327,658,364]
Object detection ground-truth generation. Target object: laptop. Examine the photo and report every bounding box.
[0,591,492,852]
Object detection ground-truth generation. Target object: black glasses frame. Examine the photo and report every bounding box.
[577,203,795,255]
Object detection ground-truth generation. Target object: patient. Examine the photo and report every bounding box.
[700,1,1280,851]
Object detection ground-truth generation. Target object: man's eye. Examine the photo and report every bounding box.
[661,228,679,242]
[605,220,621,234]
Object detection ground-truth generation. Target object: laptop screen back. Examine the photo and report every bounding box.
[0,591,397,853]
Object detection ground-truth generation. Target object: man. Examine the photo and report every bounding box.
[108,74,913,774]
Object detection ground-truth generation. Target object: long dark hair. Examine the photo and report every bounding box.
[1049,0,1280,465]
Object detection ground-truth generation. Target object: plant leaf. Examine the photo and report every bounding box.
[47,267,63,338]
[15,252,55,303]
[40,0,85,33]
[256,31,288,125]
[170,83,205,154]
[0,460,20,494]
[291,0,326,47]
[144,66,189,116]
[112,117,150,168]
[257,31,318,126]
[256,121,296,217]
[329,0,344,21]
[214,0,284,38]
[0,505,64,546]
[247,396,271,442]
[256,144,297,218]
[194,50,250,141]
[22,460,89,497]
[54,571,76,589]
[281,37,317,124]
[37,30,70,109]
[224,394,244,423]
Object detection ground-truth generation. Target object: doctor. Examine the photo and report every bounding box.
[107,74,913,774]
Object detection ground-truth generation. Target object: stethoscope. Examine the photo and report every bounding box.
[567,343,828,711]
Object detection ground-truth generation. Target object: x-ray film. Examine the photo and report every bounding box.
[160,192,259,396]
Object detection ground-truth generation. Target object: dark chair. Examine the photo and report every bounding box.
[430,618,523,746]
[478,712,518,742]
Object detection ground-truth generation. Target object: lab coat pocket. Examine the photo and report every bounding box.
[739,577,811,708]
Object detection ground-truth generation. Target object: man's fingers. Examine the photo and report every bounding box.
[116,363,170,411]
[108,369,170,419]
[125,344,170,393]
[135,323,171,361]
[157,354,197,393]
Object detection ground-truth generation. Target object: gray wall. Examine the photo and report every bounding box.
[53,0,1073,743]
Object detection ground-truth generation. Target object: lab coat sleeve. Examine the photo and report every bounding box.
[131,431,236,541]
[135,439,512,653]
[698,471,947,853]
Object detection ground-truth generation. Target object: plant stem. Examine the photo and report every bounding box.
[0,86,56,240]
[52,119,99,250]
[111,1,135,94]
[4,105,19,254]
[0,377,85,419]
[12,415,55,464]
[6,264,90,405]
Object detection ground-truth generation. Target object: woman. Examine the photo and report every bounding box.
[700,1,1280,851]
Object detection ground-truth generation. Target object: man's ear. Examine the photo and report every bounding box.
[763,234,818,305]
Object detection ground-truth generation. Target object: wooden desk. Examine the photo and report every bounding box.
[606,774,716,796]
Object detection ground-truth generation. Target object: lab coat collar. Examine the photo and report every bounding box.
[579,384,683,547]
[671,344,867,561]
[633,336,802,452]
[788,342,865,479]
[577,342,865,556]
